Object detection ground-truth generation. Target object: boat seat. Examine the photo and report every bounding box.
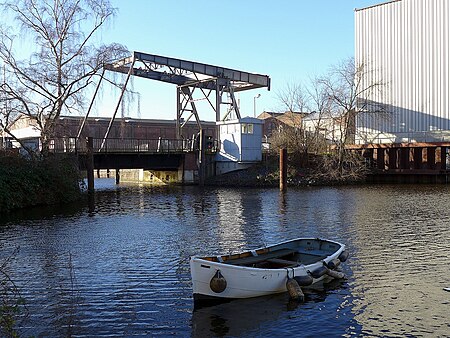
[225,248,296,266]
[266,258,299,267]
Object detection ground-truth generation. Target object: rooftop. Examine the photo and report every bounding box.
[355,0,402,12]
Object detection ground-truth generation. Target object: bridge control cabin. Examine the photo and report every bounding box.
[215,117,263,175]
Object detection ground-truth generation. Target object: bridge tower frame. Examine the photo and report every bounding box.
[78,51,270,143]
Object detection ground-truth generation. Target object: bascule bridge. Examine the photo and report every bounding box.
[75,51,271,185]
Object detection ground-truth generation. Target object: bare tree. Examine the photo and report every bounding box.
[276,82,308,114]
[274,58,390,182]
[0,0,127,156]
[272,83,307,154]
[303,77,334,154]
[274,79,331,156]
[318,57,389,173]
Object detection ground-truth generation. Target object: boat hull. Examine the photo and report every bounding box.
[190,238,346,300]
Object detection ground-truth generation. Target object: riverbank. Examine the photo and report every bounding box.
[206,154,367,187]
[0,154,84,214]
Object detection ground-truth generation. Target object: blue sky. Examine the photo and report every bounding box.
[97,0,385,120]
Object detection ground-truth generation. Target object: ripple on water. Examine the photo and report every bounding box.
[0,183,449,337]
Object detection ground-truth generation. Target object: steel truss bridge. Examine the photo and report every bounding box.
[78,51,271,143]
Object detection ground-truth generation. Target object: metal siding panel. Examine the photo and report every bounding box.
[356,0,450,142]
[445,0,450,129]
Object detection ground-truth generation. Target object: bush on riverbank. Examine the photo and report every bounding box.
[206,152,369,187]
[0,154,83,214]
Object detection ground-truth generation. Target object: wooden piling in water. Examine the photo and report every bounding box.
[115,169,120,184]
[86,137,94,194]
[280,148,287,192]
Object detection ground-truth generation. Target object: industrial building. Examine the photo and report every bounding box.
[355,0,449,144]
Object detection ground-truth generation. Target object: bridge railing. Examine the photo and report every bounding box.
[92,138,197,153]
[49,137,218,154]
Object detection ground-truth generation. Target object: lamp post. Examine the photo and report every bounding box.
[253,93,261,118]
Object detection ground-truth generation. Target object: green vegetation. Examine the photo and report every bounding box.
[207,151,369,187]
[0,155,84,214]
[0,278,25,338]
[0,247,25,338]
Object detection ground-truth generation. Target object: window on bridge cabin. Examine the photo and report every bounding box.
[241,123,254,134]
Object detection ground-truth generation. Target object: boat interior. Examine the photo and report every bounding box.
[202,239,341,269]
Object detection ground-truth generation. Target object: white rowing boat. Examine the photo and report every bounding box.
[190,238,348,304]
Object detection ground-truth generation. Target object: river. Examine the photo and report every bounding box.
[0,181,449,337]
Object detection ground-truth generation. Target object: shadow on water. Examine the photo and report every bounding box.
[191,278,348,337]
[0,200,87,225]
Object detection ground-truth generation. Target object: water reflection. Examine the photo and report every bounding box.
[0,182,449,336]
[215,188,265,252]
[347,185,450,337]
[191,278,353,338]
[192,294,291,337]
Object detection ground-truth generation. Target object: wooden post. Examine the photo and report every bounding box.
[88,191,95,213]
[413,147,423,169]
[400,147,410,169]
[280,148,287,192]
[388,148,398,170]
[440,146,447,170]
[115,169,120,184]
[376,148,385,170]
[427,147,436,170]
[86,137,94,194]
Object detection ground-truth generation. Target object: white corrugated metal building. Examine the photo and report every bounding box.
[355,0,450,144]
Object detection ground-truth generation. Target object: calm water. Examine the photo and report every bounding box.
[0,181,449,337]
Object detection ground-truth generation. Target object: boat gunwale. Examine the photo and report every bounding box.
[190,237,345,271]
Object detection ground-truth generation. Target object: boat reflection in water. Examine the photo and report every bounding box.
[191,277,346,337]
